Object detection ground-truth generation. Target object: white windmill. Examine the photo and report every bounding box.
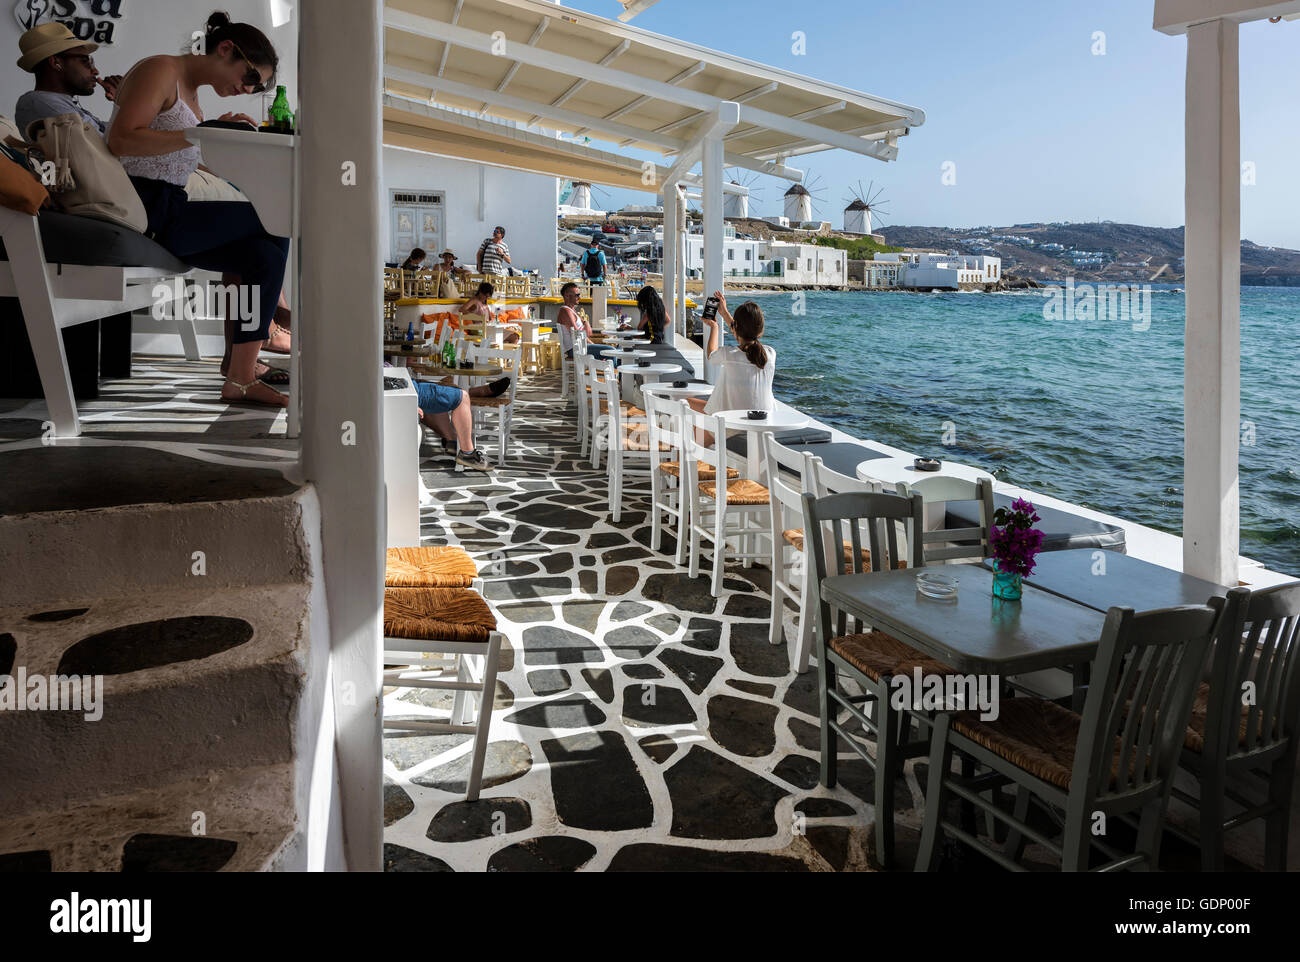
[843,181,890,236]
[723,168,763,220]
[783,173,826,226]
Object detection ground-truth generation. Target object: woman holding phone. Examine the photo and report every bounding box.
[107,11,289,408]
[688,290,776,416]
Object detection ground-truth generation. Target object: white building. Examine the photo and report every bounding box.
[874,252,1001,289]
[766,241,847,285]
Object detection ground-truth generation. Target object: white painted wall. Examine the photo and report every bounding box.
[382,147,558,276]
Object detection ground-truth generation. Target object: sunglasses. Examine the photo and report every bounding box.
[230,41,269,94]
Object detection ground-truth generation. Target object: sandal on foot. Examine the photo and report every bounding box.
[223,377,287,408]
[263,322,292,355]
[258,366,291,386]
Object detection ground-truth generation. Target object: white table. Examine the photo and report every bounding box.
[713,408,809,481]
[606,348,655,361]
[856,455,996,532]
[625,361,681,380]
[643,382,714,398]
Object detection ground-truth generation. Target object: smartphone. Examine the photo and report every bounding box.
[702,296,720,321]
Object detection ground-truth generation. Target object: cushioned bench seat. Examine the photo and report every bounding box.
[0,209,189,272]
[946,494,1127,554]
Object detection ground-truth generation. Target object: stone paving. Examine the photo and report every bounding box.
[381,371,915,872]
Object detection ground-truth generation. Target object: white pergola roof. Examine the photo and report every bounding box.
[382,0,925,180]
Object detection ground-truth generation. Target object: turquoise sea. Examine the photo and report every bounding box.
[751,286,1299,577]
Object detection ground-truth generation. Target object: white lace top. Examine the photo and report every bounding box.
[704,344,777,415]
[112,81,202,187]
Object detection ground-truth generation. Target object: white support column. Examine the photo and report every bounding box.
[662,174,679,347]
[701,103,739,382]
[299,0,384,871]
[1182,18,1241,585]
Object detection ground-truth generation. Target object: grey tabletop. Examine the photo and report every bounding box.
[821,564,1108,676]
[983,548,1230,614]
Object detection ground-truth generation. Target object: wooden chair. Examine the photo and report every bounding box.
[896,476,995,564]
[801,488,930,868]
[382,586,503,802]
[916,592,1240,872]
[1175,581,1300,870]
[683,411,770,597]
[762,432,822,673]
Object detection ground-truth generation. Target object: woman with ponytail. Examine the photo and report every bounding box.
[107,11,290,408]
[688,290,776,416]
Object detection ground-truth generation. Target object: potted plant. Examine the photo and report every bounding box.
[988,498,1045,601]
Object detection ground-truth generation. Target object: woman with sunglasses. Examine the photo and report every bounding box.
[106,12,289,408]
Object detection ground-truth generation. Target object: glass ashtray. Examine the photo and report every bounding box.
[916,571,959,600]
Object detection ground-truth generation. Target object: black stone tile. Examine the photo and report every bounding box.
[664,747,790,841]
[611,601,652,622]
[603,546,651,565]
[620,684,696,728]
[834,759,915,814]
[384,777,414,826]
[638,733,678,764]
[707,694,779,757]
[807,825,852,872]
[527,504,600,530]
[426,798,531,843]
[121,834,238,872]
[511,525,543,545]
[605,566,640,596]
[723,594,771,619]
[57,616,254,675]
[25,608,90,623]
[606,625,659,660]
[527,669,570,696]
[384,844,455,872]
[504,695,606,729]
[540,553,574,574]
[682,617,722,652]
[382,725,473,772]
[642,573,717,614]
[658,648,724,695]
[541,531,583,546]
[772,754,820,790]
[783,672,821,719]
[486,835,597,872]
[539,731,654,832]
[606,843,809,872]
[790,717,822,752]
[729,679,777,698]
[581,667,615,705]
[795,797,857,818]
[578,570,597,595]
[484,577,572,601]
[411,741,533,793]
[729,621,791,678]
[587,532,625,549]
[521,625,601,666]
[623,664,664,680]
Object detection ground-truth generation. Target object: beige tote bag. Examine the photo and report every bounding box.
[25,113,147,233]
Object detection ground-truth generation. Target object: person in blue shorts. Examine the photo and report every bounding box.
[414,380,495,471]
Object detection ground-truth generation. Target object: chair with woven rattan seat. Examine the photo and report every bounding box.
[383,586,505,802]
[915,593,1241,872]
[762,432,822,673]
[467,343,521,466]
[682,411,771,597]
[644,391,691,564]
[802,488,935,868]
[1172,581,1300,871]
[385,546,480,590]
[600,357,663,522]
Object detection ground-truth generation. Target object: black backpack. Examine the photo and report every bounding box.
[583,248,604,279]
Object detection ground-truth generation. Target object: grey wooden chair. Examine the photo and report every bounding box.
[1174,581,1300,870]
[915,592,1240,872]
[801,488,933,868]
[896,475,995,563]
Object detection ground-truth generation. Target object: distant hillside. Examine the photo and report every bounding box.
[879,222,1300,286]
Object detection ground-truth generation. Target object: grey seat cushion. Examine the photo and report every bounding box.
[727,437,889,477]
[0,209,189,273]
[946,495,1127,554]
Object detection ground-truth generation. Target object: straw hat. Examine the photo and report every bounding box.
[440,249,456,259]
[18,23,98,72]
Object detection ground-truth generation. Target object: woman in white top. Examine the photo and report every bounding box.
[688,291,776,416]
[107,12,288,408]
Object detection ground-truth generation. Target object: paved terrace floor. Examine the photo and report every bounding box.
[386,370,1262,873]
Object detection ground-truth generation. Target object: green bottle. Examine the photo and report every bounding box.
[269,86,294,133]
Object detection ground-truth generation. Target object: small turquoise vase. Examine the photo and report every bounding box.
[991,559,1023,601]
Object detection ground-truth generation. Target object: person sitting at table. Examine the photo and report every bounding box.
[556,280,603,359]
[459,281,520,345]
[414,380,493,472]
[399,247,427,271]
[438,248,470,277]
[106,11,290,408]
[687,290,775,417]
[635,285,668,344]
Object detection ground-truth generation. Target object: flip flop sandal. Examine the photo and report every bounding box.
[258,366,291,386]
[221,378,288,409]
[262,322,292,355]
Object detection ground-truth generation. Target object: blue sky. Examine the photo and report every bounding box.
[560,0,1300,249]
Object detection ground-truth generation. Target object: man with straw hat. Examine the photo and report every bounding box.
[15,22,123,137]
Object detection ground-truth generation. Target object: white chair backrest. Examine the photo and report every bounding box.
[683,410,728,476]
[896,475,995,562]
[474,344,522,402]
[643,390,686,468]
[813,460,884,497]
[762,433,819,515]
